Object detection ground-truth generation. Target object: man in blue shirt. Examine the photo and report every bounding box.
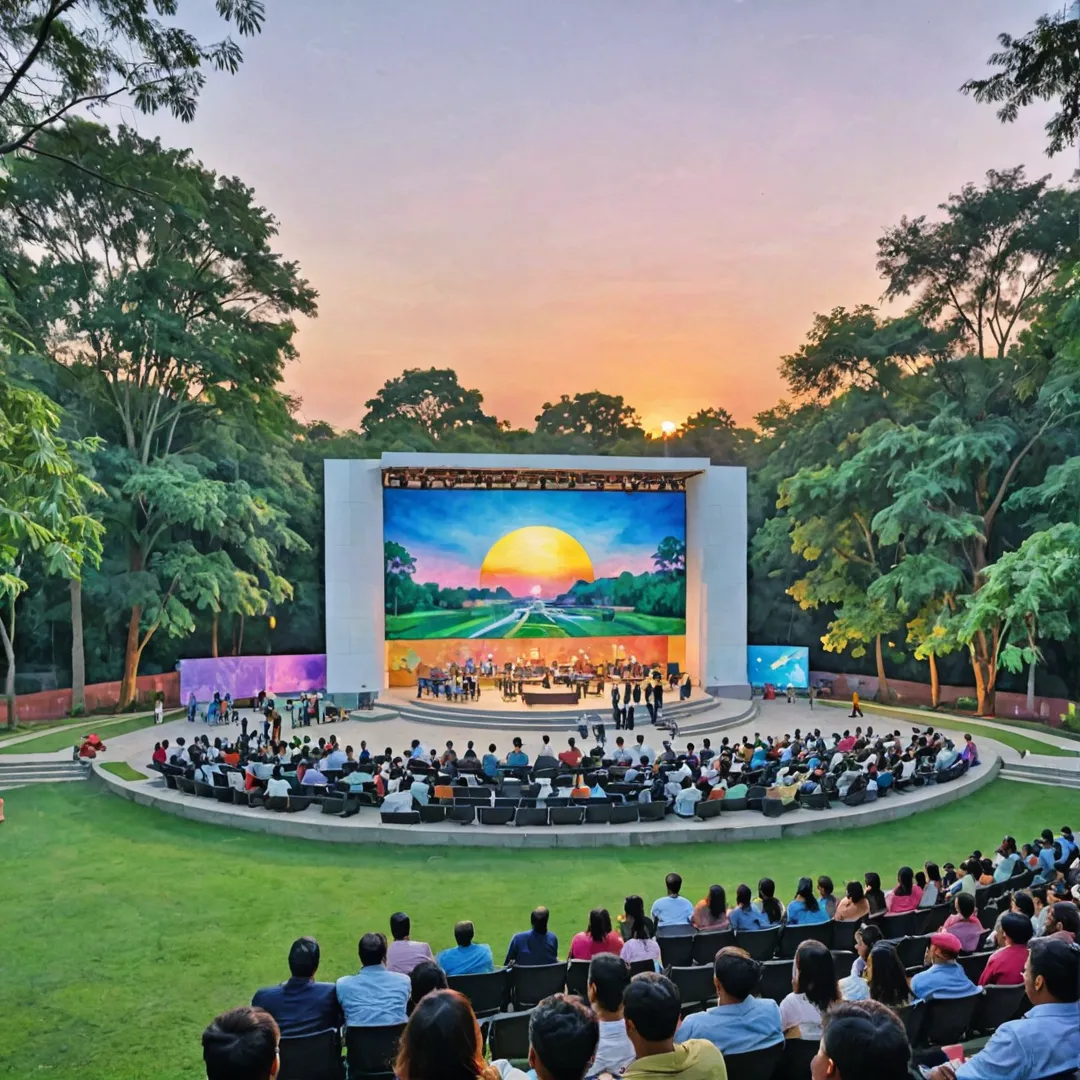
[482,744,500,780]
[506,739,528,767]
[930,938,1080,1080]
[335,932,410,1026]
[910,933,979,1002]
[252,936,342,1037]
[650,873,694,926]
[675,947,783,1055]
[437,920,495,975]
[505,907,558,966]
[1034,836,1059,884]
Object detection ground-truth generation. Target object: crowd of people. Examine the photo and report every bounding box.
[199,827,1080,1080]
[152,721,994,823]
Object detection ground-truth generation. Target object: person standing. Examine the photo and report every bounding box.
[154,696,164,725]
[850,691,863,719]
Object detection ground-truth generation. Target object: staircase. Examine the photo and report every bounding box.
[0,759,91,790]
[999,760,1080,791]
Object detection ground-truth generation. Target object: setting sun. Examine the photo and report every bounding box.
[479,525,594,598]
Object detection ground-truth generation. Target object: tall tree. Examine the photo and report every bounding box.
[2,121,317,705]
[0,0,264,157]
[534,391,642,449]
[361,368,497,442]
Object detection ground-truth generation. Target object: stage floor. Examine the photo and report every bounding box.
[382,684,712,714]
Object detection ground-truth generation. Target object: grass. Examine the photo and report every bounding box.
[0,711,181,755]
[99,762,147,781]
[2,779,1077,1080]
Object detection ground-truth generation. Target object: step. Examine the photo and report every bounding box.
[399,696,714,725]
[0,760,90,775]
[1002,761,1080,782]
[1000,772,1080,790]
[0,771,89,784]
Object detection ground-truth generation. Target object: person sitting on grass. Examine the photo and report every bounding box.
[586,954,636,1075]
[202,1006,279,1080]
[675,946,783,1055]
[621,973,726,1080]
[437,920,495,976]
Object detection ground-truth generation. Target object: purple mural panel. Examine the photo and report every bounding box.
[179,654,327,702]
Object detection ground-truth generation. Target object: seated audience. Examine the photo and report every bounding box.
[395,989,503,1080]
[728,883,769,931]
[202,1006,279,1080]
[756,878,785,925]
[675,946,783,1054]
[787,877,830,925]
[863,872,886,915]
[811,1000,912,1080]
[408,960,448,1013]
[621,973,726,1080]
[520,993,599,1080]
[386,912,435,975]
[817,876,837,919]
[910,933,978,1001]
[586,955,636,1075]
[919,862,942,907]
[929,938,1080,1080]
[335,932,411,1026]
[690,885,730,932]
[250,936,342,1037]
[620,895,656,941]
[506,907,559,966]
[621,908,662,969]
[436,920,494,976]
[885,866,923,913]
[570,908,624,960]
[651,873,694,927]
[840,942,910,1007]
[1042,901,1080,943]
[943,893,984,953]
[780,939,840,1039]
[979,912,1032,986]
[833,880,870,923]
[265,766,291,799]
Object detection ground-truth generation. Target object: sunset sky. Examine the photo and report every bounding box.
[141,0,1067,433]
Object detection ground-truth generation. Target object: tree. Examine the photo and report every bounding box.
[534,391,642,448]
[666,407,750,465]
[0,371,103,727]
[384,541,416,618]
[651,536,686,575]
[877,168,1077,362]
[962,10,1080,157]
[362,368,497,441]
[2,121,317,705]
[0,0,264,158]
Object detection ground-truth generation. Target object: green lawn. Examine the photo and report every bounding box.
[0,709,153,742]
[2,779,1077,1080]
[0,711,181,755]
[99,761,148,781]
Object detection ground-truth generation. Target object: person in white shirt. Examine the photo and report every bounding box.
[154,699,164,724]
[674,778,703,817]
[587,954,636,1074]
[611,739,634,766]
[266,766,291,798]
[634,736,657,765]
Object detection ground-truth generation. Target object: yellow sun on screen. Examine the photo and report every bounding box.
[479,526,594,598]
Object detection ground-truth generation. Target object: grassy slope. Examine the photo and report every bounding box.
[2,779,1077,1080]
[0,712,181,756]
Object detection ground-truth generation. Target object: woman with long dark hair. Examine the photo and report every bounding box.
[756,878,784,925]
[787,877,830,925]
[692,885,730,931]
[619,903,661,969]
[618,895,655,942]
[569,907,623,959]
[779,939,840,1039]
[395,989,500,1080]
[834,880,870,922]
[865,943,912,1007]
[863,872,887,915]
[885,866,923,914]
[920,862,942,907]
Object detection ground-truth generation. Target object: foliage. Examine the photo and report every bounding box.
[362,368,498,442]
[535,391,643,448]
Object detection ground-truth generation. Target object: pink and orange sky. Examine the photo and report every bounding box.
[143,0,1065,433]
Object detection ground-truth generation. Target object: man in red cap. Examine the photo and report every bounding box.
[910,932,978,1002]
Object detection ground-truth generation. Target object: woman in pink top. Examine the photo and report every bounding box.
[885,866,924,914]
[619,915,661,969]
[569,908,624,960]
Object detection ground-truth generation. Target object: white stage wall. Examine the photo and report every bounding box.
[324,454,749,700]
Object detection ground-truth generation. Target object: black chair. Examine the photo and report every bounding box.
[694,800,723,820]
[320,795,346,815]
[610,803,639,824]
[278,1030,343,1080]
[958,951,994,984]
[776,1038,819,1080]
[229,787,248,805]
[722,796,749,812]
[484,1009,533,1060]
[910,992,982,1048]
[549,806,586,826]
[722,1041,785,1080]
[511,962,566,1008]
[658,933,696,969]
[882,911,919,939]
[447,805,476,825]
[832,950,856,981]
[668,964,715,1009]
[969,983,1027,1035]
[478,806,515,826]
[830,920,861,952]
[974,885,993,911]
[514,807,549,827]
[162,771,179,790]
[692,929,735,965]
[735,926,781,962]
[798,791,830,811]
[638,801,666,821]
[979,903,1000,932]
[447,969,509,1018]
[565,959,591,999]
[759,958,793,1003]
[344,1023,405,1080]
[895,936,931,971]
[585,803,612,824]
[194,779,217,798]
[924,903,953,934]
[628,958,656,976]
[211,783,234,804]
[266,795,290,812]
[380,811,420,825]
[286,795,315,813]
[418,804,447,823]
[778,921,832,959]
